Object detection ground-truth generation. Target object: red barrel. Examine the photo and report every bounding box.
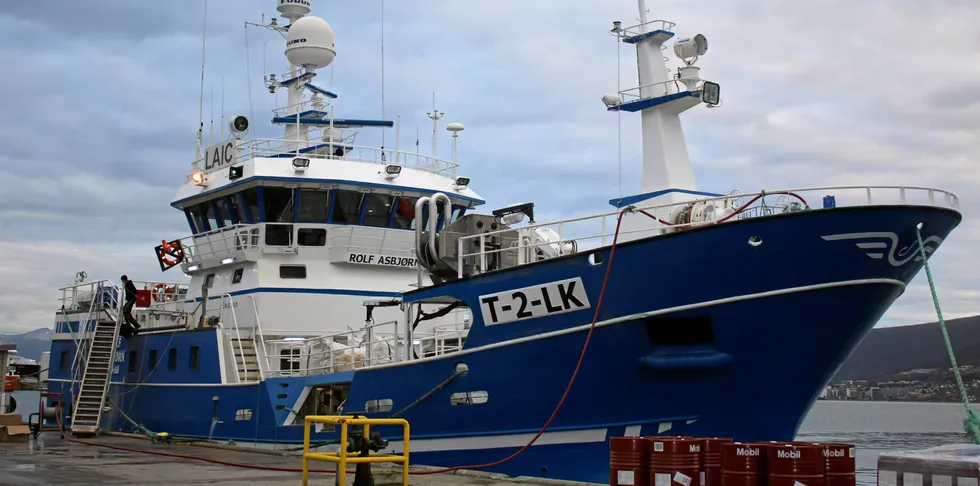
[765,443,826,486]
[612,437,652,486]
[702,438,734,486]
[650,437,702,486]
[722,442,764,486]
[820,443,855,486]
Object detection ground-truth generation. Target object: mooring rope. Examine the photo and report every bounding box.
[914,223,980,444]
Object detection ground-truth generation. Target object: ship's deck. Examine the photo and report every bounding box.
[0,432,600,485]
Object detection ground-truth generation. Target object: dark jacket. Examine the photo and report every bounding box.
[124,280,139,302]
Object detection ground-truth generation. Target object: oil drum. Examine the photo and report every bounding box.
[721,442,764,486]
[701,438,734,486]
[611,437,652,486]
[765,443,826,486]
[821,443,856,486]
[650,437,702,486]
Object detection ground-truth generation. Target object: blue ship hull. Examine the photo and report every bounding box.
[45,206,960,483]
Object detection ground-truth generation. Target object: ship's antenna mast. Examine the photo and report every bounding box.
[380,0,386,149]
[209,81,214,145]
[194,0,209,162]
[426,93,443,163]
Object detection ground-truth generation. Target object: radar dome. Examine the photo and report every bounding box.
[278,0,312,20]
[285,16,336,70]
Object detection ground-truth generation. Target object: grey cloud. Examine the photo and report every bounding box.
[1,0,979,333]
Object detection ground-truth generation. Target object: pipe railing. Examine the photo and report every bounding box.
[457,185,960,277]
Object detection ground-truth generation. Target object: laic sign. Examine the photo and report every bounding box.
[479,277,591,326]
[203,140,237,172]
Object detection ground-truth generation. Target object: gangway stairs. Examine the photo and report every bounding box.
[70,283,124,437]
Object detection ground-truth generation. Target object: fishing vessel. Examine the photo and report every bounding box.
[42,0,962,482]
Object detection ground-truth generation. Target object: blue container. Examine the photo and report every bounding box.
[823,195,836,208]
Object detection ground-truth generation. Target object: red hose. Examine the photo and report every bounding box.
[412,207,636,475]
[54,408,353,474]
[51,195,780,477]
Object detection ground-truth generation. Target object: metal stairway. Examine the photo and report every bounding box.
[231,336,261,383]
[70,284,123,437]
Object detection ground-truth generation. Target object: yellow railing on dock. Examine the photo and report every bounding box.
[302,415,410,486]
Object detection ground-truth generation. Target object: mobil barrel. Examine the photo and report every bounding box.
[821,443,855,486]
[701,438,734,486]
[611,437,652,486]
[766,443,826,486]
[721,442,763,486]
[650,437,702,486]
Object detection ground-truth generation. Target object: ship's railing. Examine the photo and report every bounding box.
[174,224,263,268]
[263,320,470,377]
[618,77,706,103]
[619,19,677,38]
[57,279,189,315]
[189,134,458,178]
[457,185,960,277]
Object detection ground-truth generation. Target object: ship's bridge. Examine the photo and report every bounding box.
[168,118,483,274]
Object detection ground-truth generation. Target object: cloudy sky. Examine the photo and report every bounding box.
[0,0,977,334]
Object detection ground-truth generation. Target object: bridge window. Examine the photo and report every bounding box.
[392,197,418,229]
[198,202,218,230]
[128,350,138,372]
[332,190,364,224]
[298,189,330,222]
[168,348,178,371]
[227,195,246,224]
[149,349,158,372]
[264,187,295,223]
[241,188,260,223]
[297,228,326,246]
[186,206,204,233]
[214,198,234,227]
[362,193,394,227]
[232,268,244,284]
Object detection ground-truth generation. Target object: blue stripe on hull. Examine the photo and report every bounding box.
[45,206,961,483]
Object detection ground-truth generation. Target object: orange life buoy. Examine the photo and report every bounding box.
[158,239,185,266]
[151,283,174,302]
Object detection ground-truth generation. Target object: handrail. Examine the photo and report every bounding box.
[247,295,271,378]
[619,19,677,36]
[217,293,254,382]
[456,185,960,276]
[618,77,705,101]
[189,135,459,178]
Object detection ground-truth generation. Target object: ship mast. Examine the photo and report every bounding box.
[604,0,719,207]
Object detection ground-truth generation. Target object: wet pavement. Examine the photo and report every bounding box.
[0,432,595,485]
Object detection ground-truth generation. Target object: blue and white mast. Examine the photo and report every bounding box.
[605,0,719,209]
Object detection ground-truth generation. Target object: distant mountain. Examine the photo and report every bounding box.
[0,328,53,362]
[834,315,980,380]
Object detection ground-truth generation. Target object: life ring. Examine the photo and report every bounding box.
[158,239,185,266]
[151,283,174,302]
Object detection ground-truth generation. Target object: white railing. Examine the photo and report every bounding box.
[617,77,706,103]
[457,185,960,277]
[619,19,677,38]
[263,319,470,378]
[176,224,263,268]
[58,279,188,315]
[247,295,271,378]
[190,134,459,178]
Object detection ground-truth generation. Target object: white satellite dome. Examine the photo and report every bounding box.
[285,16,336,70]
